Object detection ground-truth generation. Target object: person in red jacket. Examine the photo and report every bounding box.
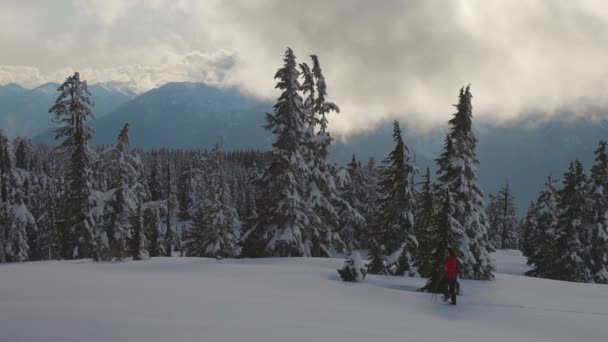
[443,248,458,305]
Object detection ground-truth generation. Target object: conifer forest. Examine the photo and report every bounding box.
[1,48,606,287]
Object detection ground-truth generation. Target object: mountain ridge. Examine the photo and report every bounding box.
[3,80,608,214]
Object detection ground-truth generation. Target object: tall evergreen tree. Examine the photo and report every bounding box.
[520,202,540,259]
[100,123,143,260]
[5,194,34,262]
[299,55,361,255]
[0,131,10,263]
[361,158,381,245]
[240,48,314,257]
[49,72,98,260]
[588,141,608,283]
[543,161,591,282]
[434,85,494,280]
[15,139,29,170]
[419,190,464,292]
[130,202,147,260]
[37,178,61,260]
[487,180,519,249]
[414,168,435,277]
[184,143,239,258]
[164,159,175,256]
[526,176,560,275]
[337,156,368,252]
[371,121,417,275]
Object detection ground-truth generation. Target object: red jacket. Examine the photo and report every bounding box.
[444,256,458,280]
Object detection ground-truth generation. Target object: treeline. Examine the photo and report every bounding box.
[0,128,268,262]
[0,48,496,284]
[520,141,608,284]
[7,47,605,286]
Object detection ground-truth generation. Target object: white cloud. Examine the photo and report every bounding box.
[3,0,608,136]
[0,50,237,93]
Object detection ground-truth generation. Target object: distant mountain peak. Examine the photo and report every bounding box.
[31,82,61,95]
[93,81,138,98]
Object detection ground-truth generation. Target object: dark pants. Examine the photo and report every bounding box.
[444,278,457,305]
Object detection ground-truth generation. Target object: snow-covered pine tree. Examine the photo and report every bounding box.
[240,48,314,257]
[100,123,143,261]
[49,72,98,260]
[130,202,147,260]
[338,251,367,282]
[299,55,362,256]
[487,180,519,249]
[414,168,435,278]
[366,239,387,275]
[143,201,166,257]
[0,131,10,263]
[37,177,61,260]
[185,143,239,258]
[24,174,47,260]
[5,193,35,262]
[419,190,465,292]
[14,138,30,170]
[520,202,540,259]
[148,154,162,202]
[177,161,192,222]
[372,121,417,275]
[434,85,494,280]
[0,203,6,263]
[588,140,608,283]
[543,161,591,282]
[337,155,368,252]
[526,176,560,275]
[164,159,176,256]
[360,158,381,246]
[485,193,501,248]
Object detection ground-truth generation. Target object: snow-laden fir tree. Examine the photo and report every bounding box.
[142,201,167,257]
[100,123,144,260]
[486,180,519,249]
[49,72,98,260]
[184,143,239,258]
[37,177,61,260]
[370,121,417,275]
[148,154,163,202]
[338,251,367,282]
[164,159,177,256]
[543,161,591,282]
[366,239,388,275]
[361,158,381,246]
[419,190,465,292]
[130,202,148,260]
[240,48,315,257]
[299,55,363,256]
[0,131,10,263]
[0,134,36,262]
[588,140,608,283]
[520,202,539,260]
[485,193,500,248]
[177,160,194,222]
[23,173,47,260]
[337,155,369,252]
[414,168,435,278]
[5,193,34,262]
[14,138,30,170]
[177,152,209,223]
[526,176,560,275]
[434,85,494,280]
[0,204,6,263]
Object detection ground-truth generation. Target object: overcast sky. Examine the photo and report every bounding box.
[1,0,608,135]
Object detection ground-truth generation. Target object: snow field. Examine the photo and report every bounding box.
[0,250,606,342]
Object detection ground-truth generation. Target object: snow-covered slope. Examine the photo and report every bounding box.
[0,251,606,342]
